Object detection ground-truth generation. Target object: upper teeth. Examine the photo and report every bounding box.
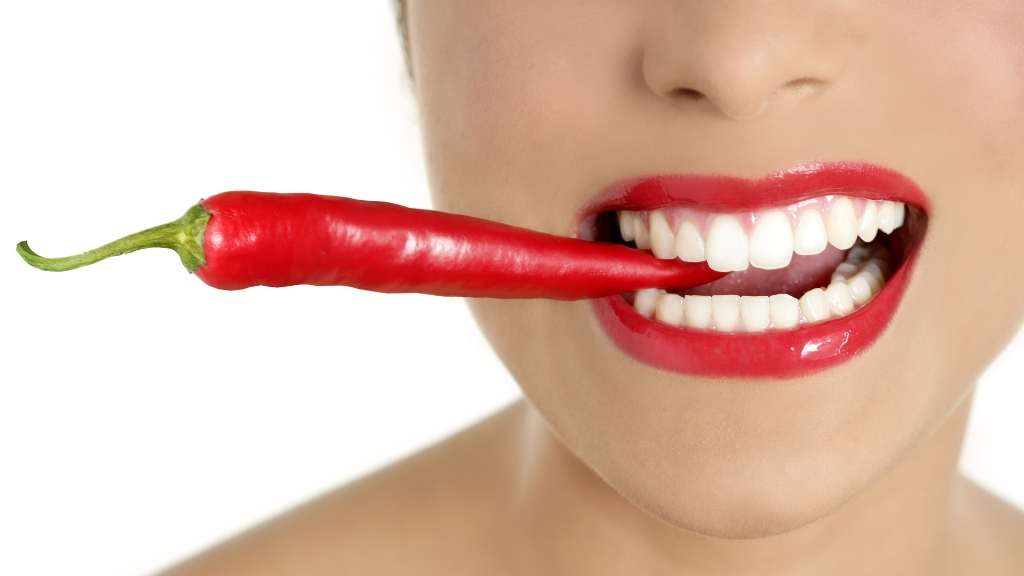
[617,196,906,272]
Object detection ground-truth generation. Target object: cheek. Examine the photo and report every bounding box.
[940,6,1024,165]
[410,0,640,227]
[917,4,1024,367]
[852,2,1024,391]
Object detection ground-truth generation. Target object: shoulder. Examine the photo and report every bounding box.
[948,476,1024,575]
[159,402,528,576]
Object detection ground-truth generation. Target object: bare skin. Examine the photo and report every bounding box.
[162,398,1023,576]
[163,0,1024,573]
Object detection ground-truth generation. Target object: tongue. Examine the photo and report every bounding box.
[677,245,846,298]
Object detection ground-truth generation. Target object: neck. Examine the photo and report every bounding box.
[509,396,971,576]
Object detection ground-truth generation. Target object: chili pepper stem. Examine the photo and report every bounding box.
[16,202,211,274]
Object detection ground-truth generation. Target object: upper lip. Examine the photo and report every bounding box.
[577,162,932,225]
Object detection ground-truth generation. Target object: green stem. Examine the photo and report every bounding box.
[16,202,211,274]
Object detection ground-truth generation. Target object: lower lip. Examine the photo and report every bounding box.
[591,246,920,379]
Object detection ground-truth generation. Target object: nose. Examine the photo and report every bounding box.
[641,1,851,120]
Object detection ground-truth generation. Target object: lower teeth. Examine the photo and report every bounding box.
[633,243,891,333]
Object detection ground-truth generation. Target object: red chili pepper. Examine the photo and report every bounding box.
[16,191,722,299]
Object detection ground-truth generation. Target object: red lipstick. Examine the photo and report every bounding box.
[583,162,930,379]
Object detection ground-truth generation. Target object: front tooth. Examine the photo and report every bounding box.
[858,201,879,242]
[748,211,794,270]
[846,275,874,306]
[705,215,749,272]
[799,288,831,324]
[684,295,712,329]
[649,210,677,259]
[711,295,741,332]
[634,288,661,318]
[675,221,706,262]
[793,210,828,255]
[618,211,636,242]
[826,197,859,250]
[634,213,651,250]
[824,282,855,316]
[655,293,684,326]
[740,296,770,332]
[769,294,800,329]
[877,201,896,234]
[893,202,906,229]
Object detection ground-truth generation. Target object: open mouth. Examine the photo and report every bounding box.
[581,163,929,379]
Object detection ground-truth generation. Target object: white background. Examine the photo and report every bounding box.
[0,2,1020,575]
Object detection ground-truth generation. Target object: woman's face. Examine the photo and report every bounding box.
[406,0,1024,537]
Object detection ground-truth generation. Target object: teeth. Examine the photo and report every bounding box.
[635,245,893,332]
[877,201,896,234]
[655,293,684,326]
[831,262,859,283]
[705,215,749,272]
[793,210,829,256]
[861,258,888,282]
[768,294,800,329]
[858,201,879,243]
[826,197,859,250]
[846,245,872,265]
[711,295,741,332]
[748,211,794,270]
[675,221,706,262]
[893,202,906,229]
[824,282,855,316]
[618,210,636,242]
[740,296,770,333]
[649,210,677,259]
[616,195,907,272]
[847,275,874,306]
[684,295,713,329]
[619,195,906,331]
[854,270,882,295]
[632,228,895,331]
[634,288,661,318]
[799,288,831,324]
[634,214,651,250]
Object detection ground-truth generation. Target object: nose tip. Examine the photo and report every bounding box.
[642,2,851,121]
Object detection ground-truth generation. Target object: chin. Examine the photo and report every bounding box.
[595,428,888,539]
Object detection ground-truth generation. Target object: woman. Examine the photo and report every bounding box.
[165,1,1024,573]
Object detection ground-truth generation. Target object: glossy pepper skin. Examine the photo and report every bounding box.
[196,192,722,298]
[17,191,723,299]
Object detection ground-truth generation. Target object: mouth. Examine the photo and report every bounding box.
[580,162,930,379]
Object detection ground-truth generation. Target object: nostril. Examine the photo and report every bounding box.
[670,87,705,101]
